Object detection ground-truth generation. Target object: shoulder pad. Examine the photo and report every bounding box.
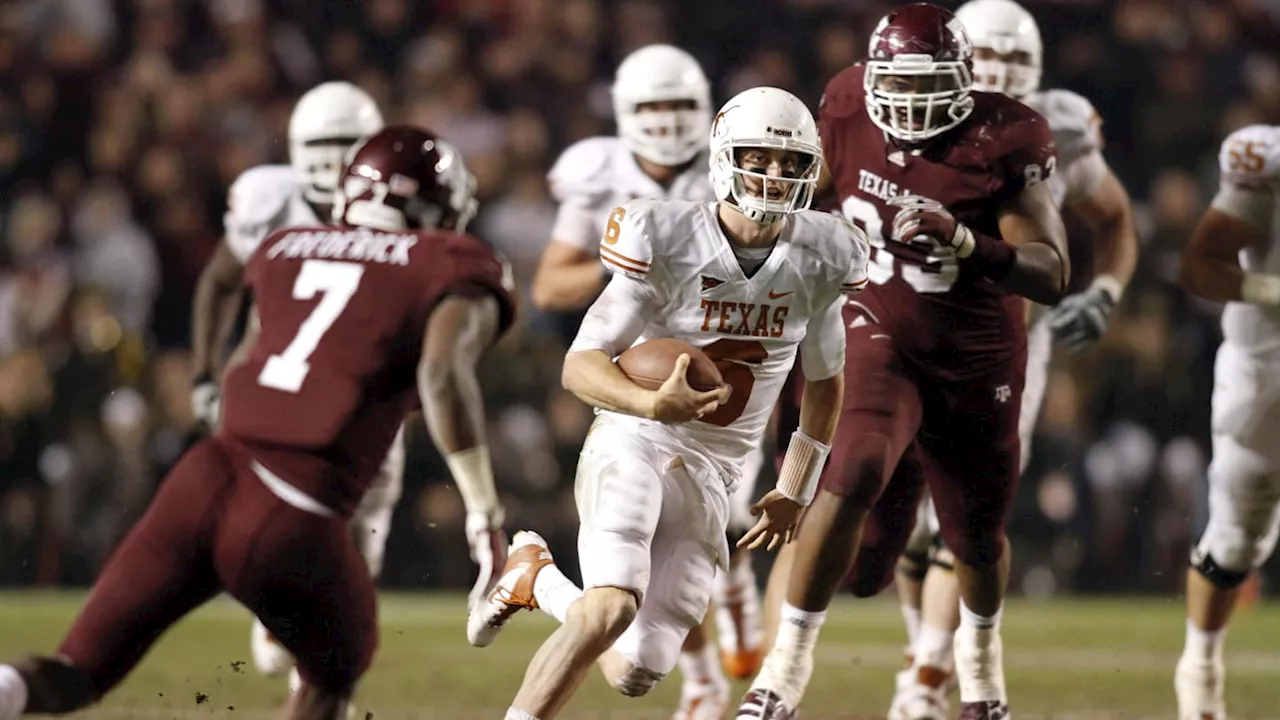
[794,211,871,296]
[547,137,621,207]
[1218,125,1280,187]
[818,65,865,121]
[225,165,298,264]
[598,198,664,281]
[1025,89,1102,164]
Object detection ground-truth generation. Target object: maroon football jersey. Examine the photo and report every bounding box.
[219,226,515,516]
[820,63,1056,380]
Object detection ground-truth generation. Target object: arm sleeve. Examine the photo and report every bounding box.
[798,295,847,381]
[549,203,602,252]
[567,274,660,358]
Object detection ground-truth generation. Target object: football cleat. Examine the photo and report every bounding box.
[888,664,953,720]
[673,681,730,720]
[466,530,554,647]
[735,688,798,720]
[1175,653,1227,720]
[250,618,294,676]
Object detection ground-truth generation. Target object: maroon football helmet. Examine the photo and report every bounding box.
[864,3,975,143]
[332,125,478,233]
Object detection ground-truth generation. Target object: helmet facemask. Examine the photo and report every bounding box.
[865,55,975,143]
[714,144,820,225]
[971,46,1040,98]
[293,136,364,207]
[617,99,712,167]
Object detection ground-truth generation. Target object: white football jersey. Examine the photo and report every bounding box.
[547,137,717,253]
[1023,89,1106,209]
[224,164,322,264]
[570,199,869,485]
[1210,124,1280,354]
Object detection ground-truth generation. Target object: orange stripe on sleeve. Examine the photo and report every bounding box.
[600,245,650,273]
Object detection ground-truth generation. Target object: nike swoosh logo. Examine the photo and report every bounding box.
[768,290,793,299]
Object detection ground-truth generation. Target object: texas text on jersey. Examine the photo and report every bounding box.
[219,226,515,516]
[820,61,1057,380]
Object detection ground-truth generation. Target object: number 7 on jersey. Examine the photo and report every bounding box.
[258,260,365,393]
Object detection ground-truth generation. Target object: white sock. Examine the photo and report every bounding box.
[679,640,728,691]
[505,707,540,720]
[958,600,1002,631]
[755,603,825,707]
[0,666,28,720]
[532,562,583,625]
[900,604,923,650]
[954,600,1005,703]
[913,622,955,670]
[1183,618,1226,663]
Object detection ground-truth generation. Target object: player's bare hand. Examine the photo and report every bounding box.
[652,353,732,424]
[889,195,958,248]
[738,489,803,552]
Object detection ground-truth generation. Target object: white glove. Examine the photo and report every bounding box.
[1048,280,1118,352]
[191,377,221,429]
[465,509,508,611]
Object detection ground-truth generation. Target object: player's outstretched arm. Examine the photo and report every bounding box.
[1179,206,1270,304]
[531,240,609,312]
[190,241,246,428]
[418,294,500,462]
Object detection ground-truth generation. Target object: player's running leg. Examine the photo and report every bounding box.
[1176,433,1280,720]
[889,497,956,720]
[0,440,230,719]
[738,330,924,718]
[714,445,766,678]
[921,354,1025,720]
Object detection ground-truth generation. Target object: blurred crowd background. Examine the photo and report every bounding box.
[0,0,1277,596]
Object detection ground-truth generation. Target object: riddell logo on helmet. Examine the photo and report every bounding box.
[766,126,794,137]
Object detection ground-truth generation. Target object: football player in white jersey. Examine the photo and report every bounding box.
[532,43,769,717]
[1175,124,1280,720]
[188,82,508,689]
[467,86,868,720]
[878,2,1140,717]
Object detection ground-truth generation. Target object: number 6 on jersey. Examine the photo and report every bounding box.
[258,260,365,393]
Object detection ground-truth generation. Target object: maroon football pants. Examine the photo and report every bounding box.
[58,437,377,697]
[778,305,1025,596]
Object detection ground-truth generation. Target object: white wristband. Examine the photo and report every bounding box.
[775,430,831,507]
[951,223,976,259]
[445,445,501,521]
[1242,272,1280,307]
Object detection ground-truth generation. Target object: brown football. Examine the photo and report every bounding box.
[617,338,723,392]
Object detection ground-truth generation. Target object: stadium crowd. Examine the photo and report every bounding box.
[0,0,1277,595]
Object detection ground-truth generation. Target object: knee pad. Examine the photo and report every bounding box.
[612,663,665,697]
[1189,546,1251,590]
[930,544,955,572]
[1198,435,1280,575]
[824,433,894,506]
[896,548,930,582]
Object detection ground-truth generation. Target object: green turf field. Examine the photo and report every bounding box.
[0,592,1276,719]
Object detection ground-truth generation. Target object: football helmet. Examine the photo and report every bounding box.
[864,2,975,143]
[333,125,478,233]
[709,87,822,225]
[289,82,385,206]
[612,44,712,167]
[955,0,1042,97]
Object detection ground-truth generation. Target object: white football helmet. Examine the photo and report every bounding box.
[955,0,1043,98]
[709,87,822,225]
[288,82,385,206]
[612,44,712,167]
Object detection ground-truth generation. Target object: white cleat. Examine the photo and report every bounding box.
[1175,654,1227,720]
[887,665,952,720]
[673,681,730,720]
[251,618,294,676]
[466,530,554,648]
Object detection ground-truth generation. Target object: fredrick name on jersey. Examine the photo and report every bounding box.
[265,229,419,266]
